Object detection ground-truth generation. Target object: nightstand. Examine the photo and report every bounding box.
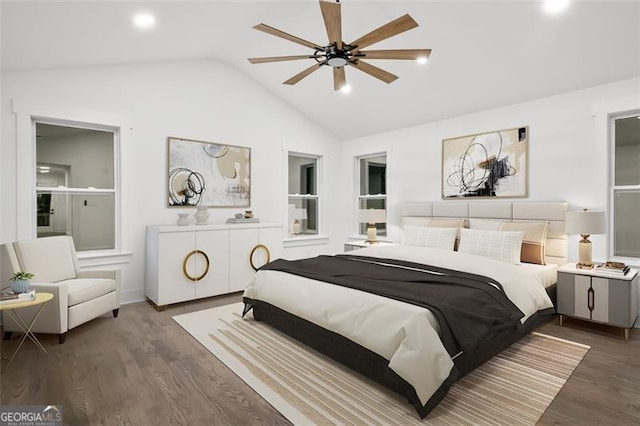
[344,240,397,252]
[557,263,639,340]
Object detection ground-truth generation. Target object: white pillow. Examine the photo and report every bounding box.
[458,228,524,264]
[401,226,458,251]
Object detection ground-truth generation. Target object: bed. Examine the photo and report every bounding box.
[243,201,567,419]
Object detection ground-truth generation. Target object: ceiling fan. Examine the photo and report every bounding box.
[248,0,431,91]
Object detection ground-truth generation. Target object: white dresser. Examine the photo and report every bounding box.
[145,223,282,310]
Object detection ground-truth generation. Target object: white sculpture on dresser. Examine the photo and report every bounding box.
[194,206,210,225]
[176,213,190,226]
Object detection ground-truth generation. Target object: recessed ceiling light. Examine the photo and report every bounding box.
[133,12,156,29]
[416,56,429,65]
[544,0,570,14]
[340,84,352,94]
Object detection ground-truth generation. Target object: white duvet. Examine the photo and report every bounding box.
[243,245,554,406]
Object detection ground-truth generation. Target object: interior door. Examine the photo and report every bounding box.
[36,165,68,236]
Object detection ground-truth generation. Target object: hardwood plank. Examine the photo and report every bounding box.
[2,294,638,425]
[1,293,289,425]
[537,317,640,425]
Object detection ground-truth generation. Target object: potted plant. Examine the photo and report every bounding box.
[9,271,34,294]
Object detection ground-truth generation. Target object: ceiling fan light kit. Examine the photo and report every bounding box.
[248,0,431,91]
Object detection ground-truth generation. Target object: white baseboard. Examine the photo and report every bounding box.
[120,288,145,305]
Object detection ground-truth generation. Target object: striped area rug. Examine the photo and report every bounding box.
[173,303,589,425]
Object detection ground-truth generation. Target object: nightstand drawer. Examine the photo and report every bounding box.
[557,265,639,333]
[573,276,608,322]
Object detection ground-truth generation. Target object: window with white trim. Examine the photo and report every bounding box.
[287,153,320,237]
[610,112,640,259]
[35,122,117,251]
[357,153,387,236]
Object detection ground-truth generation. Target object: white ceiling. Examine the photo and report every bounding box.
[2,1,639,141]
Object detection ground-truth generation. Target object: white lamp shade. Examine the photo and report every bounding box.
[565,210,606,235]
[292,208,307,220]
[357,209,386,224]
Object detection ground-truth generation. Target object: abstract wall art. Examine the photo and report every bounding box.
[168,137,251,207]
[442,126,528,199]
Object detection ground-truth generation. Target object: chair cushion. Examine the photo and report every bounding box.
[13,236,77,283]
[61,278,117,307]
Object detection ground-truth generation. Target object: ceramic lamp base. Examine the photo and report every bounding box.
[577,239,593,269]
[292,220,301,235]
[366,224,377,243]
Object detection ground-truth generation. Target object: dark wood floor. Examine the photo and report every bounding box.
[1,294,639,425]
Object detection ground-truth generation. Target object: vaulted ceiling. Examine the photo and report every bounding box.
[2,1,639,140]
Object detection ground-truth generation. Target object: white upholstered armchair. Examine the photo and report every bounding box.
[2,236,120,343]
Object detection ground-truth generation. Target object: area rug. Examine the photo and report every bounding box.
[173,303,590,425]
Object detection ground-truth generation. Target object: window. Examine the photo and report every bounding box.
[610,113,640,259]
[287,153,320,237]
[35,122,117,251]
[357,153,387,236]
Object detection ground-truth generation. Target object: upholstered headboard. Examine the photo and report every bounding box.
[401,201,568,265]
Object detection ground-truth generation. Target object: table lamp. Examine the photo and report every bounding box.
[566,208,606,269]
[357,209,386,244]
[292,208,307,235]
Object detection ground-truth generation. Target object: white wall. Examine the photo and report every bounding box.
[1,59,342,302]
[339,77,640,263]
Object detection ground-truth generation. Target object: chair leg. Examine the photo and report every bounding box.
[112,308,119,318]
[58,333,67,344]
[3,331,13,341]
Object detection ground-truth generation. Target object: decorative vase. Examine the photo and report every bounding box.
[244,210,254,219]
[176,213,190,226]
[195,206,210,225]
[11,279,30,294]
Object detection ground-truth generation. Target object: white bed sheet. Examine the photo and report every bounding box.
[518,262,558,288]
[243,245,554,407]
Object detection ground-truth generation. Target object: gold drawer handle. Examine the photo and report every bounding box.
[183,249,210,281]
[250,244,271,271]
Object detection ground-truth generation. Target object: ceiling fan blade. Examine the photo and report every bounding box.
[349,14,418,50]
[333,66,346,91]
[284,63,324,85]
[350,60,398,84]
[253,23,322,50]
[248,55,316,64]
[357,49,431,60]
[319,0,342,49]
